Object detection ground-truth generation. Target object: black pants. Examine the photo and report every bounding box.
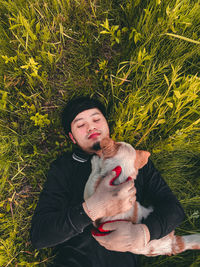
[48,247,93,267]
[49,246,138,267]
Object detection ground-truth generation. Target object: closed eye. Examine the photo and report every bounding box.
[77,124,85,128]
[94,119,100,122]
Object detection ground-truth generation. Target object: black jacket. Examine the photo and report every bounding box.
[30,148,185,267]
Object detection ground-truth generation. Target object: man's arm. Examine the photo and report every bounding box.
[30,161,92,249]
[139,159,186,240]
[30,159,135,249]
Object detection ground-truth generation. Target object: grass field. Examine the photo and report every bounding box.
[0,0,200,266]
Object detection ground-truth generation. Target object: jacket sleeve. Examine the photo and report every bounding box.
[140,159,186,241]
[30,160,92,249]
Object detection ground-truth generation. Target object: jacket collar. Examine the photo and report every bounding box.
[72,147,93,163]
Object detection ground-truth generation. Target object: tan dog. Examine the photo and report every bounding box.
[84,137,200,256]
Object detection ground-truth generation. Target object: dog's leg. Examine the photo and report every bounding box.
[173,234,200,253]
[132,232,200,256]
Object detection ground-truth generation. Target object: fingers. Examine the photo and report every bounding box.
[105,166,135,188]
[128,195,136,206]
[122,182,136,201]
[102,166,122,186]
[91,220,121,237]
[109,166,122,185]
[92,220,128,248]
[112,166,122,177]
[98,220,126,232]
[117,178,135,192]
[128,185,136,194]
[92,233,111,246]
[121,184,136,209]
[91,228,111,236]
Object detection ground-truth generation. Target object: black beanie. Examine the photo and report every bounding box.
[61,96,107,135]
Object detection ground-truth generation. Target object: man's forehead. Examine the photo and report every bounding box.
[72,108,102,124]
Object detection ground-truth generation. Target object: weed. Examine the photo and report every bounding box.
[0,0,200,266]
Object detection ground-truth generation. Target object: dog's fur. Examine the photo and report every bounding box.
[84,137,200,256]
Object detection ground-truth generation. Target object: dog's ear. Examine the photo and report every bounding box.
[135,150,151,170]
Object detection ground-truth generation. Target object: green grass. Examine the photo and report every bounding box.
[0,0,200,266]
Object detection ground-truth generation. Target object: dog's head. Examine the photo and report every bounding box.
[100,137,150,172]
[100,137,121,159]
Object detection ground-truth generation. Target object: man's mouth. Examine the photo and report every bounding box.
[88,132,101,139]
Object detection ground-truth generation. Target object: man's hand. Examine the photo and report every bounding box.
[92,220,150,252]
[83,166,136,221]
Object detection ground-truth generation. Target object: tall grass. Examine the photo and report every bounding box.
[0,0,200,266]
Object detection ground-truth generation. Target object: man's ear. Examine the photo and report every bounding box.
[69,132,76,144]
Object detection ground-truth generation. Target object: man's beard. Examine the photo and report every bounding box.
[92,141,101,151]
[72,134,101,153]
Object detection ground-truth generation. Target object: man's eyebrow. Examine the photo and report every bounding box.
[73,117,83,124]
[73,112,101,124]
[91,112,101,116]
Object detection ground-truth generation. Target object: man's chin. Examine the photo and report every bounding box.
[91,141,101,151]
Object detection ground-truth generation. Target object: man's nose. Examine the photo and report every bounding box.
[88,122,97,132]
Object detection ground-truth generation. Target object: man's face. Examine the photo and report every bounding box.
[69,108,110,154]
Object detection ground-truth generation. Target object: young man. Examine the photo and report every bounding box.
[30,96,185,267]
